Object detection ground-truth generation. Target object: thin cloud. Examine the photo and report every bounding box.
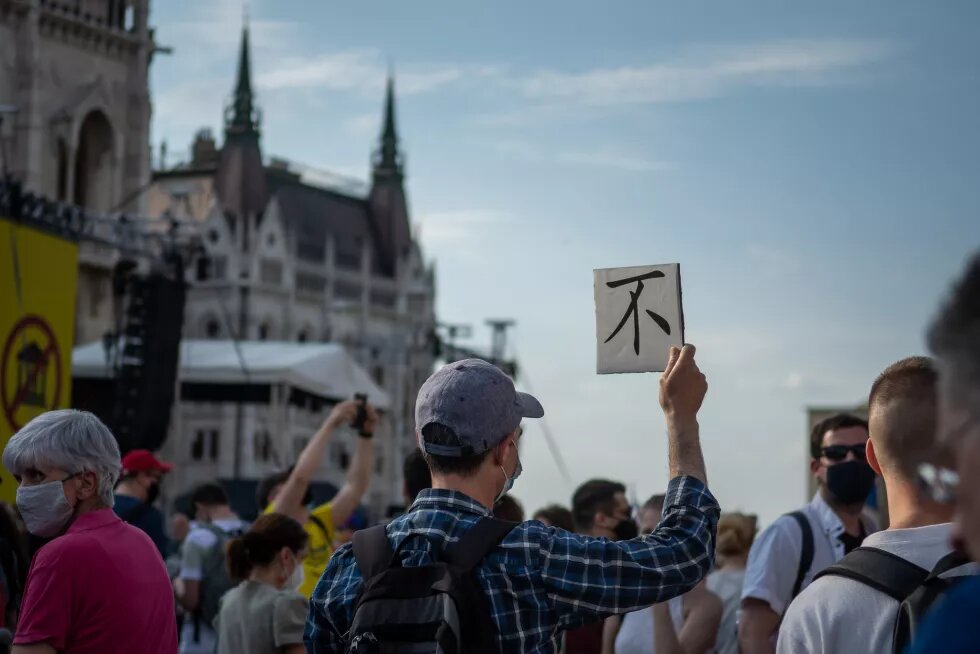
[482,139,672,173]
[415,209,513,251]
[257,51,490,97]
[520,38,894,107]
[258,51,379,92]
[552,150,672,173]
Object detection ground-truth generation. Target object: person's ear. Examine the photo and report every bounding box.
[810,456,821,476]
[492,438,510,467]
[593,510,613,530]
[866,439,882,476]
[76,470,99,501]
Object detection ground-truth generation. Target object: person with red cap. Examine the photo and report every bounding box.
[114,449,173,557]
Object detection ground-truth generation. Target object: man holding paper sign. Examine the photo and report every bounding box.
[306,347,718,653]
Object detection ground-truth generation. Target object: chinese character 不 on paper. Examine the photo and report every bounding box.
[594,263,684,374]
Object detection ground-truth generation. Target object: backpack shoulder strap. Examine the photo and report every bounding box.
[443,517,517,572]
[200,524,232,570]
[787,511,814,599]
[352,525,394,580]
[925,550,972,581]
[309,513,331,540]
[815,546,929,602]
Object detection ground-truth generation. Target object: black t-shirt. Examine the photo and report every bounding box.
[838,525,866,554]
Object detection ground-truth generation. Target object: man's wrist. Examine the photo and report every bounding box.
[666,416,699,438]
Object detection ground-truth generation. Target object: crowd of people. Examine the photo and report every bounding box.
[0,251,976,653]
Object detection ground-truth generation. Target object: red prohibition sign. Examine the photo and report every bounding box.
[1,315,63,432]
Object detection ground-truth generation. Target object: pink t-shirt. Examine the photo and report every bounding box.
[15,508,178,653]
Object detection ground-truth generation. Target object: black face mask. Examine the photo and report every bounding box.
[146,481,161,505]
[825,460,876,505]
[612,517,639,541]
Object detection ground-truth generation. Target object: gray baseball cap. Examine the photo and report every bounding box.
[416,358,544,457]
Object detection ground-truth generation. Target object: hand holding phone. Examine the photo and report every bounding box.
[351,393,372,438]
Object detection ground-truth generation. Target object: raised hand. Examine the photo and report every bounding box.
[659,344,708,425]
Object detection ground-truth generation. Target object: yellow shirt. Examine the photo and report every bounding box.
[264,501,335,598]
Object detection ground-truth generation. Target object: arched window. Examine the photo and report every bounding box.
[205,318,221,339]
[73,111,114,211]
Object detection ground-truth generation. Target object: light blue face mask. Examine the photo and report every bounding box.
[495,440,523,504]
[16,474,77,538]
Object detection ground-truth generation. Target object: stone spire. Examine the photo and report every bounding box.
[227,24,259,134]
[216,22,268,224]
[373,73,402,178]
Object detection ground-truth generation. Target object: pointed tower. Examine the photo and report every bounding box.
[368,74,411,276]
[215,24,268,233]
[374,75,403,179]
[227,24,259,134]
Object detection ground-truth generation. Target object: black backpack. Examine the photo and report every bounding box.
[815,546,973,653]
[347,517,516,654]
[786,511,814,600]
[196,523,246,629]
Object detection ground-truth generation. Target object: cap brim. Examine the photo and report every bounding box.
[517,391,544,419]
[157,462,174,472]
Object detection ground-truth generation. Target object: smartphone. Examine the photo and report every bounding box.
[351,393,369,436]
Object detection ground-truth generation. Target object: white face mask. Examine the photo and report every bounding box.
[287,554,305,590]
[495,440,523,505]
[16,475,77,538]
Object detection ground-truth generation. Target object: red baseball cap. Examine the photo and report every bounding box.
[121,449,173,474]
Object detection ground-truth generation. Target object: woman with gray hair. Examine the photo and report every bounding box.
[2,409,177,653]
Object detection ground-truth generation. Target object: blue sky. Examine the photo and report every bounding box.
[150,1,980,524]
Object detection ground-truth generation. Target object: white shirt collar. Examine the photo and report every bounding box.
[808,491,876,537]
[809,491,846,535]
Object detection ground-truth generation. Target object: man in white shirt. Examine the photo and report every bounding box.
[777,356,969,654]
[174,483,250,654]
[738,413,877,654]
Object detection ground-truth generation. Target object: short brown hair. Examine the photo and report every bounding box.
[493,494,525,522]
[868,356,941,479]
[571,479,626,533]
[532,505,575,532]
[642,494,666,516]
[225,513,308,582]
[809,413,868,459]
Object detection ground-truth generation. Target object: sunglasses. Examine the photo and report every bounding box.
[917,463,958,505]
[820,444,867,462]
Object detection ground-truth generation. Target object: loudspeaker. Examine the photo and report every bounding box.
[111,273,186,452]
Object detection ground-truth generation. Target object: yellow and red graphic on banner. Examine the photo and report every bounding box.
[0,218,78,502]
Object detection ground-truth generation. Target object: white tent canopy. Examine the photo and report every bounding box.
[72,339,391,409]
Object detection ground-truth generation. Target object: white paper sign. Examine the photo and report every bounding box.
[594,263,684,374]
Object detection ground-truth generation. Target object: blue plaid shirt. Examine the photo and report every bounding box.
[305,475,719,653]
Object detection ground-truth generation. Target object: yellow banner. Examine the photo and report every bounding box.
[0,218,78,502]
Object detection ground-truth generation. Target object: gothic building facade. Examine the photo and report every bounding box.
[0,0,155,348]
[145,28,436,514]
